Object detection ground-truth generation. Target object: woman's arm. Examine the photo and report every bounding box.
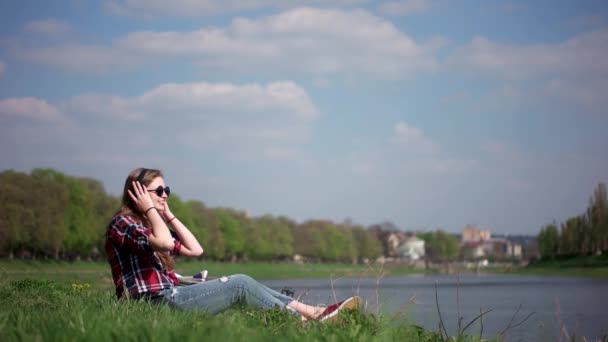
[129,180,175,252]
[166,217,204,257]
[146,208,176,252]
[162,204,204,257]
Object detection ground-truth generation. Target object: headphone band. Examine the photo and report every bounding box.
[136,168,149,183]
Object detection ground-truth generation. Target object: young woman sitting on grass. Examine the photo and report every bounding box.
[105,167,360,322]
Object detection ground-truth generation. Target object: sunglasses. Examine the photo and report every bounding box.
[147,185,171,197]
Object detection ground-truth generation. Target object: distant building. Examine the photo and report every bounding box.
[460,225,523,260]
[398,236,425,260]
[462,225,490,242]
[370,226,426,261]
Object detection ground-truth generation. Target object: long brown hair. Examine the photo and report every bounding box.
[116,167,174,271]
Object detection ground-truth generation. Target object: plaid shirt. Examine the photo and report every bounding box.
[105,215,182,299]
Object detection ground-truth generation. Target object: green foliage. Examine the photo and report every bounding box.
[0,168,393,263]
[537,182,608,259]
[243,215,294,260]
[352,226,383,261]
[188,200,226,259]
[0,279,482,342]
[215,209,245,260]
[418,230,459,262]
[537,224,559,259]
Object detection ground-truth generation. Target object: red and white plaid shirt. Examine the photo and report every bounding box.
[105,215,182,299]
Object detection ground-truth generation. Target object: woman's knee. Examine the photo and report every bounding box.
[230,274,256,286]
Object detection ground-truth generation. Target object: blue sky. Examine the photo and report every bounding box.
[1,0,607,235]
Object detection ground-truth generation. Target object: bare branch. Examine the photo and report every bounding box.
[462,308,493,333]
[499,303,535,337]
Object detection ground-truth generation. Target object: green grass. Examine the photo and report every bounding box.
[492,255,608,278]
[0,279,493,342]
[506,267,608,278]
[0,261,502,341]
[0,259,429,290]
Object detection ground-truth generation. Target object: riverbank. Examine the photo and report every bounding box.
[0,279,455,342]
[494,255,608,278]
[0,259,430,289]
[2,258,607,291]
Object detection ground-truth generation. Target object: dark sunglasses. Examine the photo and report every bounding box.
[147,185,171,197]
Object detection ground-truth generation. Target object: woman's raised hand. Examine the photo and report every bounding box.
[128,181,155,214]
[162,201,174,221]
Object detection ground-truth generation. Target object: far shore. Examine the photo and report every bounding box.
[1,259,607,291]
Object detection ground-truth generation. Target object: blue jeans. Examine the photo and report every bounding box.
[155,274,298,316]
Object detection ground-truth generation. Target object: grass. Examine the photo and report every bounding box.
[494,255,608,278]
[0,279,492,342]
[2,259,604,341]
[0,261,501,342]
[499,266,608,278]
[0,259,430,290]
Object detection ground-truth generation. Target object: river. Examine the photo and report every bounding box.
[263,274,608,341]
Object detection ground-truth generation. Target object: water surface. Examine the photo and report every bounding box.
[263,274,608,341]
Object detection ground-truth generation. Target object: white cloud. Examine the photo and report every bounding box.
[444,30,608,113]
[14,8,439,78]
[116,7,439,78]
[105,0,369,17]
[65,81,318,152]
[24,18,72,36]
[390,121,439,153]
[77,81,318,120]
[0,97,64,122]
[446,30,608,80]
[12,44,142,73]
[377,0,432,16]
[0,80,320,185]
[445,78,608,115]
[541,78,608,110]
[64,93,145,120]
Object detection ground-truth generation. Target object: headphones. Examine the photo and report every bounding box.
[136,168,149,183]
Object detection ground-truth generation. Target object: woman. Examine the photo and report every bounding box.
[105,167,360,321]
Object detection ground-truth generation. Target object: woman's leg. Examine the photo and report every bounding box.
[162,274,324,318]
[287,300,325,319]
[234,275,325,318]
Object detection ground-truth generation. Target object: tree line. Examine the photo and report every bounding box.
[537,183,608,259]
[0,168,386,262]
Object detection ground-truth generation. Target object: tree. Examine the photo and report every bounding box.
[537,223,559,259]
[189,202,225,260]
[587,183,608,253]
[418,230,459,262]
[351,226,382,262]
[215,209,244,261]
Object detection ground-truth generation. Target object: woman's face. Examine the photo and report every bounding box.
[146,176,168,211]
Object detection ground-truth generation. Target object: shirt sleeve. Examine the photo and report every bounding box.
[107,215,154,255]
[169,230,182,256]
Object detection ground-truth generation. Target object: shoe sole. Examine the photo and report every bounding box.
[320,296,361,322]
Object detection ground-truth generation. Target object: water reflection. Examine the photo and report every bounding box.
[263,274,608,341]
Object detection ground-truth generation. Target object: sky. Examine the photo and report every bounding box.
[1,0,607,235]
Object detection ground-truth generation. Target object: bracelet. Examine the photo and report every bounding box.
[144,207,157,216]
[166,216,177,224]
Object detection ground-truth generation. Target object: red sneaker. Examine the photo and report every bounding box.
[319,296,361,322]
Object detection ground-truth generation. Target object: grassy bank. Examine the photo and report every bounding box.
[496,255,608,278]
[0,261,503,341]
[0,279,496,342]
[0,259,428,290]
